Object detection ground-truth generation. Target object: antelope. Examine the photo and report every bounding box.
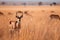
[24,11,32,17]
[15,11,23,40]
[50,14,60,20]
[9,21,16,34]
[16,11,23,30]
[9,21,16,40]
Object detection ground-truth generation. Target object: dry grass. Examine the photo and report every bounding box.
[0,6,60,40]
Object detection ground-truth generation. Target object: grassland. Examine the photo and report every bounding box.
[0,5,60,40]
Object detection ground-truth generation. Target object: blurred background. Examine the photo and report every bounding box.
[0,0,60,5]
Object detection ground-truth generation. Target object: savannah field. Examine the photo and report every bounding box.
[0,5,60,40]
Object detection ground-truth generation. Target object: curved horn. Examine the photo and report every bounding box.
[16,11,23,19]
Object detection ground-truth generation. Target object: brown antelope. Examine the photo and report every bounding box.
[24,11,32,17]
[9,20,21,39]
[50,14,60,20]
[9,21,16,40]
[15,11,23,40]
[16,11,23,30]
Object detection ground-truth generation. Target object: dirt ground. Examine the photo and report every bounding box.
[0,6,60,40]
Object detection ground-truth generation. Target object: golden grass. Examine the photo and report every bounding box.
[0,6,60,40]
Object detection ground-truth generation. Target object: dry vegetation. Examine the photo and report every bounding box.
[0,6,60,40]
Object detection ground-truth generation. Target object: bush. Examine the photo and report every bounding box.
[38,2,42,5]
